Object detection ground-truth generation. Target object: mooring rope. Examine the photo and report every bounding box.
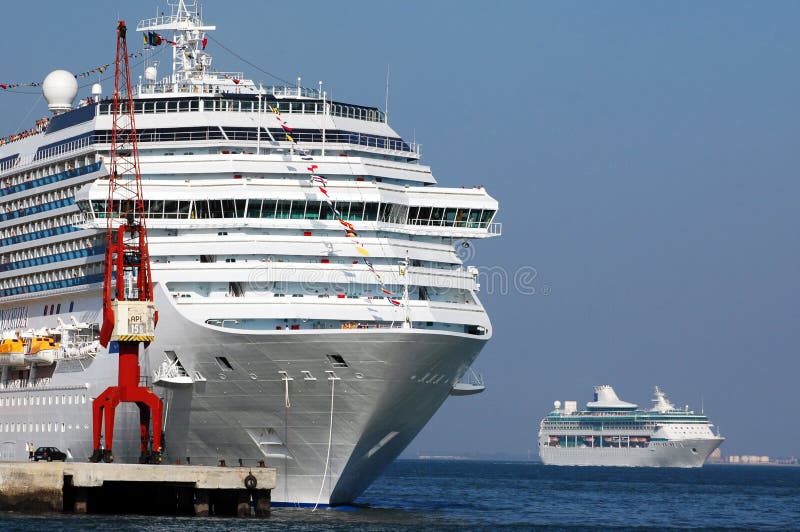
[312,377,336,511]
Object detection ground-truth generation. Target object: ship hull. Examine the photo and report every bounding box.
[0,286,487,505]
[0,354,25,366]
[539,437,723,468]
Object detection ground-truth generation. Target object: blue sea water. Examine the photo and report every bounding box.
[1,460,799,530]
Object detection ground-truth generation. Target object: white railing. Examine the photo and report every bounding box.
[154,359,190,381]
[0,145,97,180]
[136,13,204,31]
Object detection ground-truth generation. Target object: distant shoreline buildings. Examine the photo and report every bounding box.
[707,448,799,465]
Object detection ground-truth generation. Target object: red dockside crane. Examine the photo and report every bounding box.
[90,20,163,464]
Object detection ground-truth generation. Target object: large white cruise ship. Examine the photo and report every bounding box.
[0,1,500,505]
[538,385,723,467]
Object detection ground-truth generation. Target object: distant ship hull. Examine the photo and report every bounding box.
[539,437,723,467]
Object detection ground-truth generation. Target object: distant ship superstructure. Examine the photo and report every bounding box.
[538,385,723,467]
[0,1,499,505]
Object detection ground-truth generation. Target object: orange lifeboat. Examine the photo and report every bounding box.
[0,335,25,366]
[25,336,59,365]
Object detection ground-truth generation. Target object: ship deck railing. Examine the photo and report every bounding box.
[137,81,323,101]
[0,144,96,180]
[136,13,207,31]
[128,85,386,123]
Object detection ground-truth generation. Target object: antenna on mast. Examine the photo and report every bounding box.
[385,64,390,124]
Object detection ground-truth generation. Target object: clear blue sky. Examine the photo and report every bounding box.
[2,1,799,458]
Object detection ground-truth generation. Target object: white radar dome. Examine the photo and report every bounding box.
[554,400,561,409]
[42,70,78,113]
[91,83,102,97]
[144,66,158,82]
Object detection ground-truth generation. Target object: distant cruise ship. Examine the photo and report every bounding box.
[538,385,723,467]
[0,1,499,505]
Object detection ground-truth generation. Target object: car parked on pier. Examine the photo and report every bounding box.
[33,446,67,462]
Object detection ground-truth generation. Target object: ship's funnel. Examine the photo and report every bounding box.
[587,385,637,409]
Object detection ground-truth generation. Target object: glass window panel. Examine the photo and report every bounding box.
[220,200,236,218]
[416,207,432,224]
[275,200,291,219]
[163,201,178,218]
[315,200,330,220]
[363,202,378,221]
[178,201,191,219]
[235,200,247,218]
[444,208,458,226]
[379,203,392,223]
[91,200,105,218]
[455,208,467,227]
[480,209,495,226]
[209,200,224,218]
[348,202,364,221]
[431,208,445,225]
[150,200,164,219]
[306,201,320,220]
[261,200,276,218]
[192,200,209,219]
[290,201,306,219]
[467,209,480,228]
[246,199,262,218]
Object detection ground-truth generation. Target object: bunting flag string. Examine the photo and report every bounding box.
[270,105,296,144]
[268,108,400,301]
[1,48,151,91]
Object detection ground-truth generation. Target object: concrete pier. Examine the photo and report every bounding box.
[0,462,275,517]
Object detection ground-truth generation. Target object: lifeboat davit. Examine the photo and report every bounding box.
[0,335,25,366]
[25,336,59,365]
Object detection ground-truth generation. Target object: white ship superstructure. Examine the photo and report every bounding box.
[0,1,499,505]
[538,385,723,467]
